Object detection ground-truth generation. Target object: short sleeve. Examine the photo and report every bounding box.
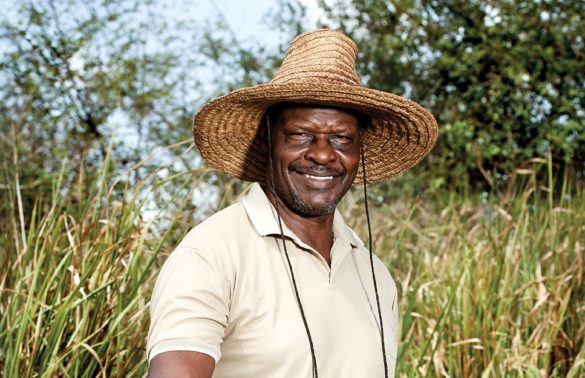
[147,245,232,363]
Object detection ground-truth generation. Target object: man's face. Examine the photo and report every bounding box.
[268,106,361,217]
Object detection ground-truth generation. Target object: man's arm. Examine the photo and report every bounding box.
[147,351,215,378]
[147,245,231,377]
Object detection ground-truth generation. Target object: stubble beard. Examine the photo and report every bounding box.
[273,175,341,217]
[281,187,340,217]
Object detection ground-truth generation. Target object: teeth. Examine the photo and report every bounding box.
[305,174,333,181]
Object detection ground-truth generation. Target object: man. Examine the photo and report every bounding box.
[147,29,437,377]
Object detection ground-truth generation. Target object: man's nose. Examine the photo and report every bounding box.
[305,137,336,164]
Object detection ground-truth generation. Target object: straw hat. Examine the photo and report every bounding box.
[193,29,438,184]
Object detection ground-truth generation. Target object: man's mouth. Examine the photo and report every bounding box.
[304,174,334,181]
[292,164,343,179]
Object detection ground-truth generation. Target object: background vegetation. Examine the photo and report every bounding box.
[1,0,583,376]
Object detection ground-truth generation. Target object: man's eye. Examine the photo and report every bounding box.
[332,135,352,143]
[288,133,311,141]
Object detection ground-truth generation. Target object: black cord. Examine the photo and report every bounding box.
[361,143,389,378]
[266,116,319,378]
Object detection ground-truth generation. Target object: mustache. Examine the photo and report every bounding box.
[289,164,344,177]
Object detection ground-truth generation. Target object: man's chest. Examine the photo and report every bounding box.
[214,241,386,377]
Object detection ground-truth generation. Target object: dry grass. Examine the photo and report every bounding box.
[342,160,584,377]
[1,148,583,377]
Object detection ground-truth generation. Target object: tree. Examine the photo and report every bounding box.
[294,0,585,188]
[0,0,207,218]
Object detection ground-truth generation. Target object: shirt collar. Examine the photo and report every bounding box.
[241,183,360,249]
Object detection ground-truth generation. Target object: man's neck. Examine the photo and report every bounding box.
[262,186,335,265]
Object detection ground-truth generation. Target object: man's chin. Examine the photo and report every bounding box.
[288,198,338,218]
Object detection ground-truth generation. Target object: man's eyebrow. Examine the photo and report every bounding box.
[284,126,357,133]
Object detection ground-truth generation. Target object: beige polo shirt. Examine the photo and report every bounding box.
[147,183,398,377]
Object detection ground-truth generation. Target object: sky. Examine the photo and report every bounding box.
[1,0,324,59]
[191,0,323,47]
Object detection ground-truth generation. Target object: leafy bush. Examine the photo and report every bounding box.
[306,0,585,188]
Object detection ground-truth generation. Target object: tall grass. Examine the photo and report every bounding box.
[0,140,206,377]
[1,148,583,376]
[343,159,584,377]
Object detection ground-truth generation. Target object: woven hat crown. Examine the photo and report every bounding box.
[271,30,361,86]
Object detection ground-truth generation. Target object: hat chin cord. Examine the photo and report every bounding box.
[361,143,389,378]
[266,117,388,378]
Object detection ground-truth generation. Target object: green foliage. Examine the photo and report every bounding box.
[0,0,202,220]
[306,0,585,188]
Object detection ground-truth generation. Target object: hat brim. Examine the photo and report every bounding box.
[193,82,438,185]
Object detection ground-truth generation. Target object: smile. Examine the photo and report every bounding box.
[304,174,334,181]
